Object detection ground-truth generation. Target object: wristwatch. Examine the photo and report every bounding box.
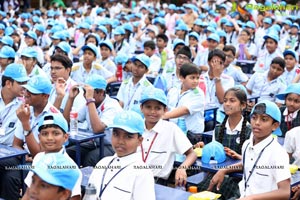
[214,77,221,82]
[24,130,32,137]
[86,98,96,105]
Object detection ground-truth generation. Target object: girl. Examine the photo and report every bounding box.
[72,33,101,60]
[236,29,257,61]
[24,31,44,65]
[196,87,252,199]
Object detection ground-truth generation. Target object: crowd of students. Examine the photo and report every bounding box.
[0,0,299,199]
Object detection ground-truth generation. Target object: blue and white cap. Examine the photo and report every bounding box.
[276,83,300,100]
[3,63,29,82]
[140,87,167,106]
[38,113,68,133]
[85,74,107,90]
[22,75,52,95]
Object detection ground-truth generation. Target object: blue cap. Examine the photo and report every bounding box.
[35,24,45,32]
[21,47,38,58]
[202,140,226,164]
[168,4,176,10]
[220,18,228,24]
[3,63,29,82]
[132,21,140,27]
[38,113,68,133]
[219,4,227,9]
[20,13,28,19]
[88,33,100,44]
[184,4,194,10]
[276,83,300,100]
[66,17,74,24]
[5,26,14,36]
[175,23,188,31]
[49,26,63,34]
[0,46,15,58]
[78,22,90,29]
[56,41,71,54]
[112,19,120,29]
[263,17,272,24]
[21,22,31,29]
[291,23,299,29]
[108,111,145,135]
[0,36,13,47]
[140,87,167,106]
[263,32,279,43]
[24,31,37,41]
[245,21,256,29]
[123,23,133,32]
[207,33,220,43]
[32,16,40,23]
[283,19,292,26]
[100,40,113,51]
[271,24,281,33]
[205,26,216,33]
[54,10,60,16]
[47,10,55,17]
[132,54,150,68]
[82,43,98,57]
[96,25,108,35]
[22,75,52,95]
[217,30,226,37]
[189,31,199,41]
[250,100,281,123]
[199,13,206,19]
[115,53,129,68]
[173,38,185,50]
[31,153,80,191]
[135,13,142,19]
[113,26,125,35]
[85,74,107,90]
[153,17,166,26]
[194,19,203,26]
[96,7,105,14]
[209,21,218,29]
[225,21,234,27]
[283,49,299,62]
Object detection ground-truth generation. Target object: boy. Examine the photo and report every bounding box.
[144,40,161,76]
[156,33,174,71]
[100,40,116,74]
[25,153,80,200]
[116,54,154,110]
[282,49,299,85]
[208,100,291,199]
[87,111,155,200]
[138,87,197,186]
[163,63,205,144]
[71,43,116,84]
[246,57,287,106]
[22,113,82,200]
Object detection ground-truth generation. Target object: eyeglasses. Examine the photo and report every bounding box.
[225,55,234,59]
[50,67,64,71]
[176,55,190,62]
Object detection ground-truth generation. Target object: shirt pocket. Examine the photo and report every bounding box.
[112,185,132,199]
[253,169,272,190]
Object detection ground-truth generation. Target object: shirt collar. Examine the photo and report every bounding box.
[249,134,274,153]
[283,107,299,121]
[112,152,139,167]
[225,116,244,134]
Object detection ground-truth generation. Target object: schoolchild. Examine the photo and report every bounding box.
[282,49,299,85]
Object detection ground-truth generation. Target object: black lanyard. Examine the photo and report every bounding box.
[242,138,274,194]
[99,157,132,198]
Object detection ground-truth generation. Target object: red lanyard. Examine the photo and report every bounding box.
[141,132,158,163]
[286,113,294,131]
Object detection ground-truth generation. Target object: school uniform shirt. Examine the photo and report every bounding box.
[88,153,155,200]
[193,48,209,68]
[78,94,123,144]
[149,54,162,74]
[24,148,82,197]
[235,42,258,60]
[284,127,300,166]
[137,119,192,179]
[239,134,291,197]
[116,76,154,111]
[49,77,86,112]
[167,86,205,133]
[100,58,117,74]
[223,64,248,85]
[113,40,131,56]
[71,61,113,84]
[0,94,22,146]
[37,34,51,50]
[253,49,283,72]
[246,71,287,104]
[226,31,239,46]
[162,59,181,91]
[280,106,300,137]
[14,102,62,153]
[281,67,299,85]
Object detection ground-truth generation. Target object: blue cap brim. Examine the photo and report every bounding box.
[13,76,29,82]
[108,125,141,135]
[22,85,42,94]
[140,98,167,106]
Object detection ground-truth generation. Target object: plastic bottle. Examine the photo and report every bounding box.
[116,63,123,82]
[176,118,187,162]
[70,107,78,136]
[82,184,98,200]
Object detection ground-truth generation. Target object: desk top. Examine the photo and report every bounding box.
[155,184,191,200]
[0,144,27,161]
[69,130,105,143]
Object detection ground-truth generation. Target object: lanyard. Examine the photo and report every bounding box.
[99,157,132,198]
[141,132,158,163]
[0,103,14,125]
[175,90,189,107]
[242,138,274,195]
[126,83,139,109]
[285,112,294,131]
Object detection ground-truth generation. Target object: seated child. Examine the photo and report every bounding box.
[86,111,155,200]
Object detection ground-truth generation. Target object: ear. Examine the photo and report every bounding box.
[63,133,69,143]
[58,189,71,200]
[271,121,280,132]
[137,135,143,145]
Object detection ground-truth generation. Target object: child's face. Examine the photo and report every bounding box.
[265,38,277,53]
[284,55,297,70]
[223,91,245,116]
[175,54,190,70]
[86,37,97,46]
[180,73,200,90]
[156,38,166,49]
[207,39,218,50]
[100,45,111,59]
[111,128,143,157]
[268,63,284,80]
[29,174,70,200]
[83,50,96,64]
[38,127,68,153]
[174,44,184,55]
[250,113,279,143]
[144,47,154,57]
[141,100,166,126]
[189,36,198,46]
[132,60,147,78]
[285,93,300,113]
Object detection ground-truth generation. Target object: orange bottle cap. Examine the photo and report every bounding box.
[188,186,198,193]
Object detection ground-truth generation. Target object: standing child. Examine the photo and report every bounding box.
[276,83,300,137]
[138,87,197,186]
[209,100,291,199]
[195,87,252,199]
[86,111,155,200]
[22,113,82,200]
[163,62,205,144]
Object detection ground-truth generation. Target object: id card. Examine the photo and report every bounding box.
[0,127,5,136]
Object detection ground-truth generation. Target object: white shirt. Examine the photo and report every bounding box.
[193,48,209,68]
[167,87,205,133]
[24,148,82,197]
[28,64,48,78]
[253,49,283,72]
[225,116,243,135]
[281,67,299,85]
[284,127,300,166]
[239,134,291,197]
[148,54,161,74]
[88,153,155,200]
[223,64,248,85]
[162,59,181,91]
[100,58,117,74]
[137,119,192,179]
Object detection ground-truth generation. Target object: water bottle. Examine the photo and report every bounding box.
[70,107,78,136]
[116,63,123,82]
[83,183,98,200]
[176,118,187,162]
[175,185,186,191]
